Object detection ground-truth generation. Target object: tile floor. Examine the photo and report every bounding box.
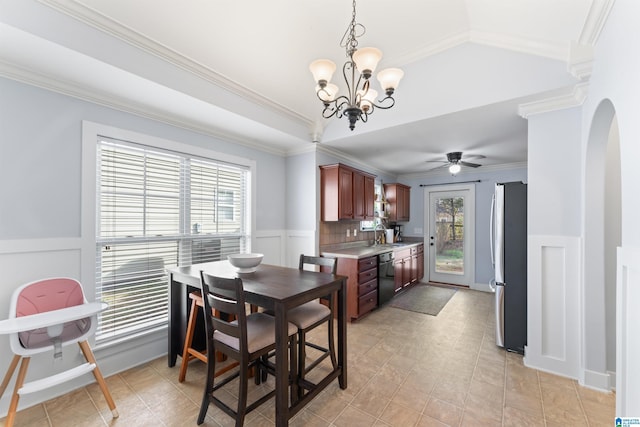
[1,287,615,426]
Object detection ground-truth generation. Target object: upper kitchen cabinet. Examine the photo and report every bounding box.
[320,163,376,221]
[384,183,411,222]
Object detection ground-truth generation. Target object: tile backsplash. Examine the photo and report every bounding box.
[319,221,375,246]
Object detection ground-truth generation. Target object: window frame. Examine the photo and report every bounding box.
[81,121,256,347]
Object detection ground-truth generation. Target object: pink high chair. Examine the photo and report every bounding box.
[0,278,118,426]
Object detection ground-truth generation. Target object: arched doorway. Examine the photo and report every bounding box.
[583,99,620,390]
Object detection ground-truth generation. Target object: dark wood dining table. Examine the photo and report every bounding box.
[167,260,347,426]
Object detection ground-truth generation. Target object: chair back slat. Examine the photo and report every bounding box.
[199,271,246,345]
[299,255,337,274]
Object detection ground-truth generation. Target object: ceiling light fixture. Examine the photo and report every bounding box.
[449,163,461,175]
[309,0,404,131]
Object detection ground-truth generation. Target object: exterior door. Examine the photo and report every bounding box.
[426,185,475,286]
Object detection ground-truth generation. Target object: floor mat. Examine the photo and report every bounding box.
[388,283,457,316]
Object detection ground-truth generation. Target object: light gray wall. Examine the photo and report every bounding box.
[0,77,287,239]
[528,107,583,237]
[399,166,527,286]
[604,118,621,373]
[0,77,290,415]
[285,151,316,231]
[583,1,640,406]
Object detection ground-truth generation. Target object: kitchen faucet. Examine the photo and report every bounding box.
[373,222,385,245]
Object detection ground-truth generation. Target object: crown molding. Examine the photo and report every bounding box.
[568,41,594,81]
[579,0,616,46]
[37,0,313,129]
[285,143,317,157]
[313,144,392,178]
[390,28,569,67]
[469,30,568,61]
[389,31,469,66]
[0,61,290,157]
[518,82,589,118]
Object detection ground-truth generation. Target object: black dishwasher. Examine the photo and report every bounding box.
[378,251,395,305]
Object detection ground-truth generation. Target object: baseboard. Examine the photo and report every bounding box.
[581,368,614,392]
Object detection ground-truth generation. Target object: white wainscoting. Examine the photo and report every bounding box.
[253,230,286,266]
[253,229,316,268]
[286,230,317,268]
[616,246,640,416]
[525,235,581,379]
[0,230,317,416]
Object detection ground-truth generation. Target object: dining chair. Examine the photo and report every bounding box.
[196,271,297,426]
[178,291,236,382]
[290,255,338,395]
[0,278,118,427]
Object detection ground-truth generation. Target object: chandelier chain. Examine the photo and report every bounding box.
[340,0,365,58]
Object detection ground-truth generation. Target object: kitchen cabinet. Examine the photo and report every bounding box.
[320,163,376,221]
[364,174,375,219]
[393,243,425,291]
[394,248,412,291]
[335,255,378,321]
[384,183,411,222]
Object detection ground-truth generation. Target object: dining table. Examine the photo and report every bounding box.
[167,260,348,426]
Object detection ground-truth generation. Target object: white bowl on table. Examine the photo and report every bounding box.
[228,253,263,273]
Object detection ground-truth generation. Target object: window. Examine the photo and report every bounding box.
[95,137,249,343]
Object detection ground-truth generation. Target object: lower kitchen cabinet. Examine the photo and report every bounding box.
[416,243,424,281]
[336,255,378,321]
[394,243,425,291]
[394,248,412,291]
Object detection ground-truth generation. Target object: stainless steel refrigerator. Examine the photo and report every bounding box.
[490,182,527,354]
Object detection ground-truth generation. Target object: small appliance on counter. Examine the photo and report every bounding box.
[385,229,395,244]
[392,224,403,242]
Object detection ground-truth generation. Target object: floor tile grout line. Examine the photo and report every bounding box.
[572,378,591,426]
[537,370,548,427]
[83,385,108,426]
[116,369,170,427]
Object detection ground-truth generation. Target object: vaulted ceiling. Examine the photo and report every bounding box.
[0,0,613,175]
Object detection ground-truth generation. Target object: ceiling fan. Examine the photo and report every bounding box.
[426,151,485,174]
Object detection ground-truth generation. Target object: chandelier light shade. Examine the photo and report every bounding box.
[309,59,336,85]
[352,47,382,77]
[377,68,404,93]
[309,0,404,131]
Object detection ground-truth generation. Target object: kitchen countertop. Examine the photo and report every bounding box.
[321,242,422,259]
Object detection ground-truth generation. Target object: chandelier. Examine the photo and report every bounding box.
[309,0,404,131]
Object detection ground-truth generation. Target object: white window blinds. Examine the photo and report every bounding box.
[96,138,249,343]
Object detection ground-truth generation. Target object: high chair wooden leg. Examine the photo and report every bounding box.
[5,357,30,427]
[0,354,21,400]
[78,341,118,418]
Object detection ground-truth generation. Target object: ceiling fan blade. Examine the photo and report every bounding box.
[460,161,481,168]
[464,154,486,161]
[425,160,448,164]
[425,163,449,171]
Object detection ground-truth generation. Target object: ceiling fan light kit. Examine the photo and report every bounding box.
[309,0,404,131]
[427,151,483,175]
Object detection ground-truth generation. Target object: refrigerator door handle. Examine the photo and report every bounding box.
[494,184,505,284]
[490,193,495,266]
[495,282,505,347]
